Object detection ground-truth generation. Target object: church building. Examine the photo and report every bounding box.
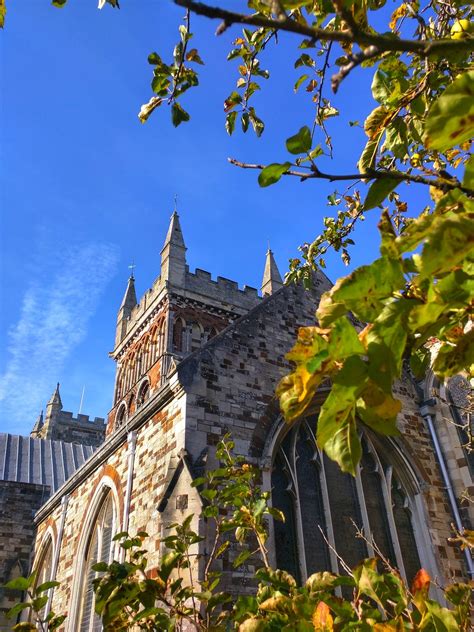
[9,210,473,629]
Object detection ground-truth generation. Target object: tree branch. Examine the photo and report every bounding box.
[174,0,474,56]
[227,157,474,196]
[331,45,381,93]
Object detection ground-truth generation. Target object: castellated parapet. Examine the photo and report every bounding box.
[30,384,106,448]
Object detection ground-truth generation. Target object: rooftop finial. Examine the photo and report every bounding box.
[128,261,136,279]
[31,409,44,436]
[161,207,187,286]
[174,194,178,213]
[261,247,283,296]
[47,383,63,409]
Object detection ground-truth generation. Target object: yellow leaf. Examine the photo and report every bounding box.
[312,601,333,631]
[389,4,408,31]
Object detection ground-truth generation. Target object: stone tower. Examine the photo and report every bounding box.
[30,383,105,447]
[108,210,265,434]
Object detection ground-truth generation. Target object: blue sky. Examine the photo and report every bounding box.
[0,1,425,435]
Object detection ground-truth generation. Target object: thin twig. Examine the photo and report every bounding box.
[174,0,474,56]
[314,41,333,155]
[318,525,353,575]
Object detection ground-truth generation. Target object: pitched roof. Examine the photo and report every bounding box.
[0,433,96,494]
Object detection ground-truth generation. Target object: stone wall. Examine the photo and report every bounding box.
[0,481,49,631]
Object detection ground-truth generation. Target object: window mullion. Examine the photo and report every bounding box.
[318,449,339,575]
[378,465,407,580]
[354,463,374,558]
[283,436,308,583]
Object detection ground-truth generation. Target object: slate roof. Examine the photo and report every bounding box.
[0,433,96,494]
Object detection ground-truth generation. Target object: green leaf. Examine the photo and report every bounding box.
[35,580,60,594]
[258,162,291,187]
[424,600,460,632]
[4,576,31,591]
[371,69,391,104]
[52,0,68,7]
[171,102,190,127]
[286,126,311,154]
[323,408,361,475]
[31,596,48,611]
[364,178,398,210]
[6,603,31,619]
[294,74,309,92]
[424,71,474,152]
[225,111,237,135]
[233,549,252,568]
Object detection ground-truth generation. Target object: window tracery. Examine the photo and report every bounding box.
[271,417,421,584]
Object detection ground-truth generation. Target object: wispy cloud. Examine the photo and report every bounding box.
[0,242,119,429]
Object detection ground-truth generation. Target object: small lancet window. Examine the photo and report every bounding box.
[137,381,150,408]
[115,404,126,430]
[172,317,184,352]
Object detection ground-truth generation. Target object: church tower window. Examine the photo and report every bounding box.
[78,493,115,632]
[271,418,421,584]
[115,404,127,430]
[172,317,185,353]
[137,380,150,408]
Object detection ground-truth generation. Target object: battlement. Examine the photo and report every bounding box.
[184,268,260,308]
[58,411,106,427]
[118,266,262,349]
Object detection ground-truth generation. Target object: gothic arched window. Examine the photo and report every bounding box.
[35,536,53,586]
[115,404,127,430]
[78,492,116,632]
[271,417,421,584]
[137,381,150,408]
[32,536,54,620]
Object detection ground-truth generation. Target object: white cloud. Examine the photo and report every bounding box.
[0,242,119,429]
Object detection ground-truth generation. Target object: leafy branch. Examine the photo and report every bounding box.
[174,0,474,57]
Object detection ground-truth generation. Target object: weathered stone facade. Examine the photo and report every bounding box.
[24,211,473,630]
[0,482,48,630]
[31,385,105,447]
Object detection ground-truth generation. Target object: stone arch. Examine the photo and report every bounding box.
[115,402,127,430]
[264,414,441,587]
[137,378,150,408]
[67,471,123,631]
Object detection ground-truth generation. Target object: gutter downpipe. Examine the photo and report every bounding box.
[44,493,69,628]
[418,397,474,578]
[120,430,137,562]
